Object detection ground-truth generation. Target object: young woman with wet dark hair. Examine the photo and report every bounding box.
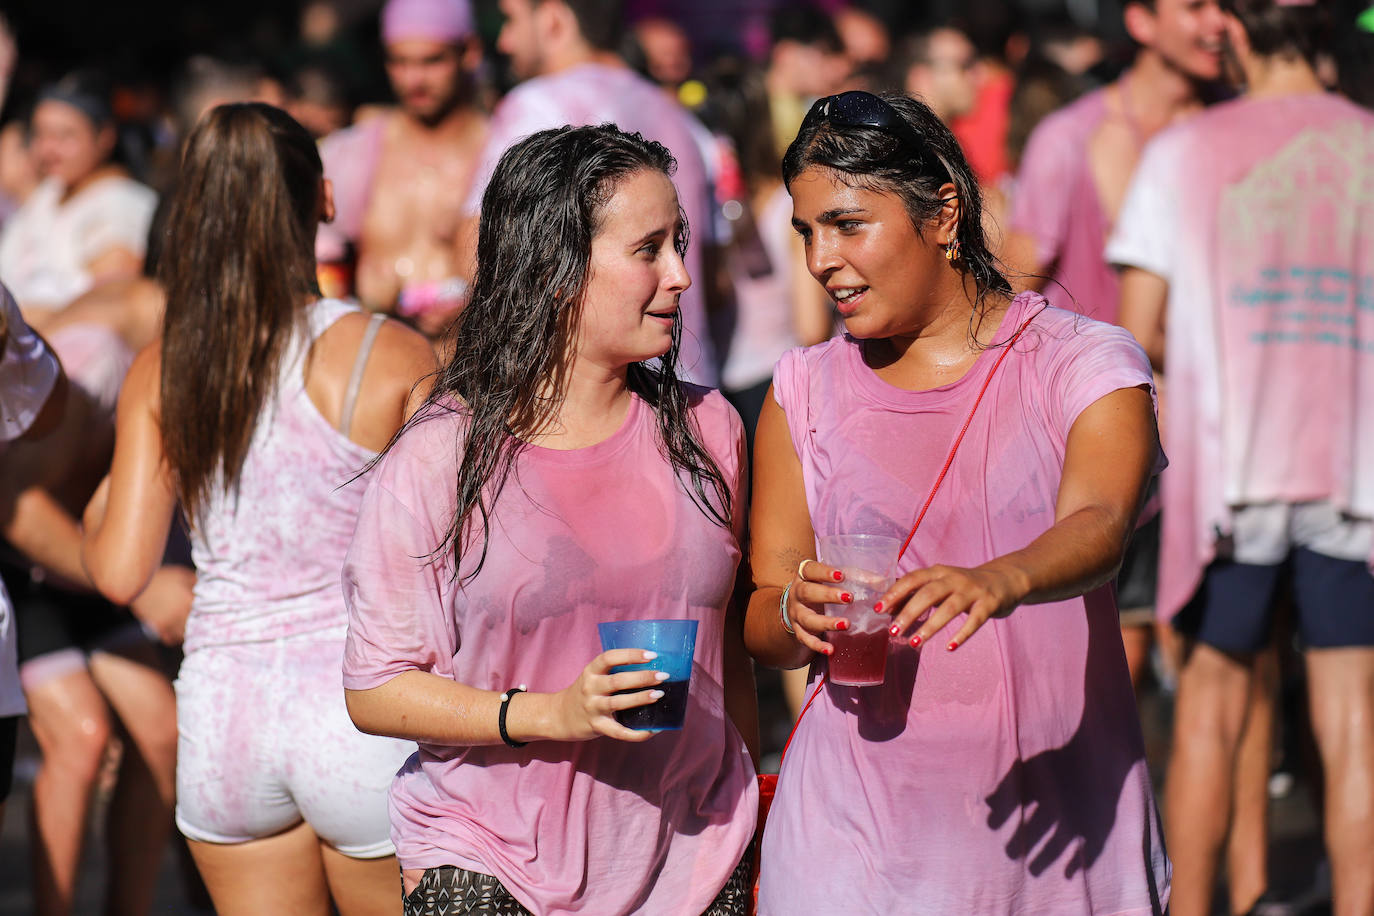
[341,123,758,916]
[744,90,1170,913]
[83,102,437,915]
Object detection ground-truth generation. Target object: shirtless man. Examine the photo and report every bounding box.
[317,0,485,335]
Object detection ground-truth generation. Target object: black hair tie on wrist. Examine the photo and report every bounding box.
[498,686,528,748]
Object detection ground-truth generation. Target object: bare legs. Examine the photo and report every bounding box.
[23,642,177,915]
[189,823,401,916]
[1167,641,1372,916]
[1165,642,1255,916]
[1305,648,1374,916]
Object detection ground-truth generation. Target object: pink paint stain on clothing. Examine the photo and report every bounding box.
[1107,93,1374,620]
[758,292,1169,915]
[342,387,756,914]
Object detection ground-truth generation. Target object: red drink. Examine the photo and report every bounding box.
[827,627,888,686]
[824,578,891,686]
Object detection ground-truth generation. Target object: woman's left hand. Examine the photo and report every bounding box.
[880,562,1030,651]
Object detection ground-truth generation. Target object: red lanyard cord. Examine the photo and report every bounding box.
[779,306,1042,762]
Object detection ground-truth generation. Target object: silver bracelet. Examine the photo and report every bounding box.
[779,582,796,635]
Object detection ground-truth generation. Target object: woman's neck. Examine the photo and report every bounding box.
[526,358,633,450]
[865,277,1009,391]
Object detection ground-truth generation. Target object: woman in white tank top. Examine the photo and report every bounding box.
[82,103,437,916]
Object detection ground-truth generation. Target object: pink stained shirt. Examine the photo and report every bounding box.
[316,117,386,261]
[759,292,1169,915]
[186,299,376,651]
[341,388,757,915]
[1010,90,1122,323]
[463,63,719,388]
[1106,92,1374,621]
[721,185,804,392]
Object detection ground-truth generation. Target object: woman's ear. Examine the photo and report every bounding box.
[936,181,961,246]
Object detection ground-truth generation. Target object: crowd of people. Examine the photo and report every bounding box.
[0,0,1370,914]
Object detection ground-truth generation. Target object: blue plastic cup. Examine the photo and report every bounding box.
[597,619,698,731]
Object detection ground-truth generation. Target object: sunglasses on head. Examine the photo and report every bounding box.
[800,90,953,183]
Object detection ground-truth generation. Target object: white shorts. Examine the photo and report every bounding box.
[174,636,413,857]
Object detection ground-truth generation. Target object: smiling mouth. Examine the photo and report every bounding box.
[644,308,677,321]
[829,286,869,314]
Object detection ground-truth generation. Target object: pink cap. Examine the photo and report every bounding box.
[381,0,475,45]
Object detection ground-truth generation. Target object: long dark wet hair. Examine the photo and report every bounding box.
[420,123,732,582]
[782,91,1013,323]
[158,103,322,523]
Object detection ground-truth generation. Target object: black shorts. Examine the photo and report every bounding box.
[0,561,142,666]
[1173,547,1374,654]
[0,715,17,803]
[1116,512,1160,626]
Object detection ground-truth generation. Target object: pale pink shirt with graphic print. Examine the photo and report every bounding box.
[463,63,719,387]
[1011,90,1121,322]
[759,292,1169,916]
[1107,93,1374,620]
[342,388,756,915]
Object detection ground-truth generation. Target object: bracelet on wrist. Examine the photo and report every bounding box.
[779,582,796,635]
[498,685,528,748]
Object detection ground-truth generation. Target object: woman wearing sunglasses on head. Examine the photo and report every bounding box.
[745,91,1169,914]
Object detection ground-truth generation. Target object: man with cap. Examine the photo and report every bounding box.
[318,0,486,336]
[457,0,721,386]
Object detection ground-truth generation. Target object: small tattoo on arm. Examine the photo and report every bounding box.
[777,547,806,578]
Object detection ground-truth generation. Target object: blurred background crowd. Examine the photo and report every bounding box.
[0,0,1371,913]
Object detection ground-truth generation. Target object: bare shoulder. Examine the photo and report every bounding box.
[121,340,163,411]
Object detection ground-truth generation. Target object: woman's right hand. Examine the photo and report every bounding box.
[785,559,853,657]
[550,649,670,743]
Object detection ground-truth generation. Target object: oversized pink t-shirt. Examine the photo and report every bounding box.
[342,388,757,915]
[760,292,1168,915]
[1106,93,1374,620]
[464,63,719,388]
[1010,90,1121,323]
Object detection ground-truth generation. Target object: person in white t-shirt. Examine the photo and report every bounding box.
[1110,2,1374,912]
[0,72,156,323]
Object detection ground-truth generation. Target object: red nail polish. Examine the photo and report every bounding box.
[831,571,843,582]
[873,600,884,612]
[947,640,958,651]
[840,592,852,604]
[911,635,923,648]
[835,619,849,631]
[889,624,900,637]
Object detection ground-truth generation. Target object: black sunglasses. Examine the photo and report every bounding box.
[800,90,952,182]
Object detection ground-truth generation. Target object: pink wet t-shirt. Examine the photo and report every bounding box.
[759,292,1169,915]
[1010,91,1121,323]
[342,387,757,915]
[1107,93,1374,620]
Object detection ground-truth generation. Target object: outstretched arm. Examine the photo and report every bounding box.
[885,385,1158,649]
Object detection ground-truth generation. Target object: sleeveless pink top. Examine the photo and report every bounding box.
[186,299,374,652]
